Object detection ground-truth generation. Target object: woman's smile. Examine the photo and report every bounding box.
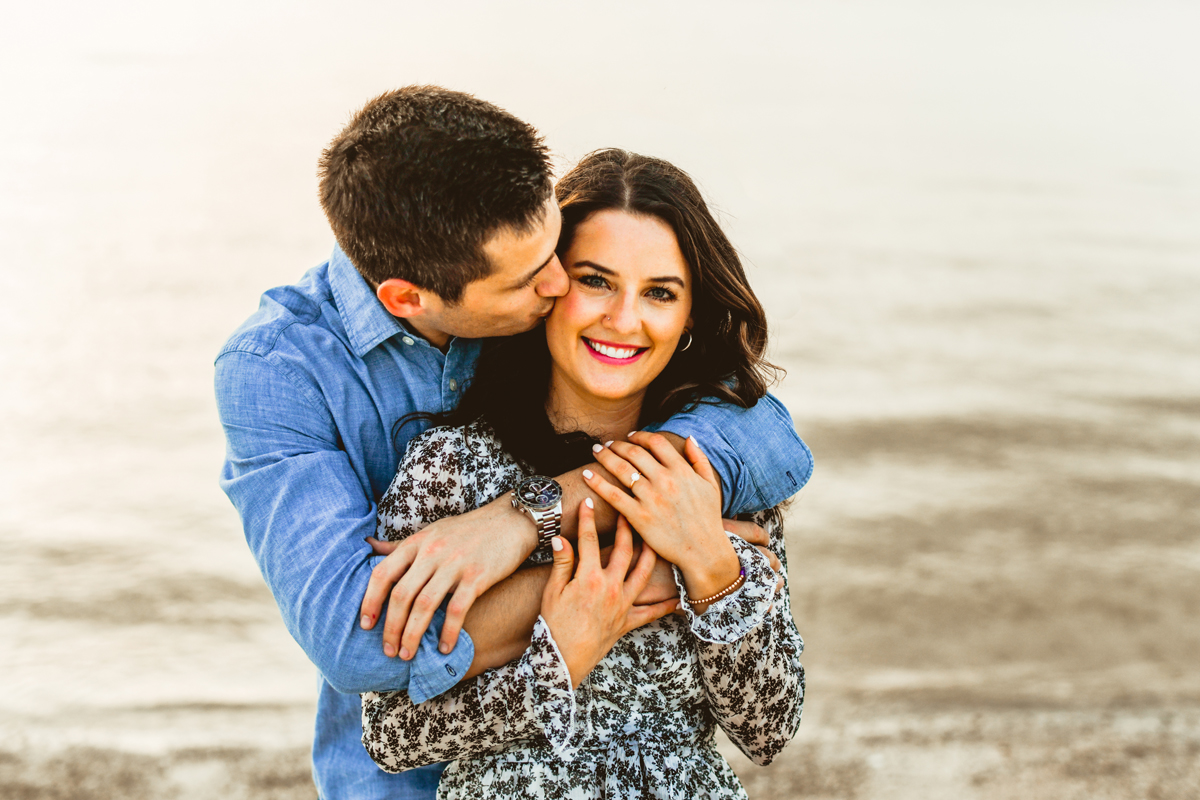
[581,336,649,364]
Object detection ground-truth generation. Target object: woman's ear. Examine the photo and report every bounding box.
[377,279,425,318]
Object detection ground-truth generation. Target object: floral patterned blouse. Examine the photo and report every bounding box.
[362,420,805,799]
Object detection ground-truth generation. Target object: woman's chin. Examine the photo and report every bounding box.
[575,379,648,404]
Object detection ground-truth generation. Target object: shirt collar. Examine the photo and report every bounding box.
[328,244,405,358]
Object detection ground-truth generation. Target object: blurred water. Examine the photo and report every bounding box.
[1,0,1198,778]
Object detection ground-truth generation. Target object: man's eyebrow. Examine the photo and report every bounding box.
[512,252,555,289]
[572,260,686,288]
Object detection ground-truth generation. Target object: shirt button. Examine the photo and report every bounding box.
[448,379,458,391]
[402,336,415,346]
[445,664,457,677]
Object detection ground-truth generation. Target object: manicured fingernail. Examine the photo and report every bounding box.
[585,497,594,509]
[605,440,614,447]
[399,647,411,660]
[582,469,594,479]
[592,443,603,453]
[629,431,638,437]
[551,536,564,551]
[688,435,697,442]
[439,642,451,654]
[384,643,396,657]
[675,601,683,611]
[360,614,371,629]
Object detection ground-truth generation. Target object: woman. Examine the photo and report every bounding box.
[362,149,807,798]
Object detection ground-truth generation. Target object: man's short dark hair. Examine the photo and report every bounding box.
[318,86,553,303]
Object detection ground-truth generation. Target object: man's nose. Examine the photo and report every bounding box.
[536,254,569,298]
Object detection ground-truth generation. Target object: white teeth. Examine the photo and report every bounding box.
[587,339,639,359]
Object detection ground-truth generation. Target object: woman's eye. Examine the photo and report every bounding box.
[647,286,677,302]
[578,274,610,290]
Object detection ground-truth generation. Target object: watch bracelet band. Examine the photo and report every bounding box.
[532,505,562,549]
[511,487,562,555]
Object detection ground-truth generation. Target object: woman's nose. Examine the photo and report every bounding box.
[536,254,570,298]
[603,294,640,333]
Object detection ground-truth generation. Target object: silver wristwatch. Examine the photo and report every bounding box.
[510,475,563,555]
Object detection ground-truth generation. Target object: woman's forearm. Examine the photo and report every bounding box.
[693,522,804,765]
[362,618,579,773]
[696,590,805,765]
[674,538,743,613]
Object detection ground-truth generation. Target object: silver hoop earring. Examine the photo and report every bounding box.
[679,330,693,352]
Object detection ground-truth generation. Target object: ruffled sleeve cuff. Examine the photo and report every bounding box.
[525,615,579,758]
[673,533,776,644]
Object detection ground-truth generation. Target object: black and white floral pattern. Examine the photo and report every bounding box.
[364,420,805,799]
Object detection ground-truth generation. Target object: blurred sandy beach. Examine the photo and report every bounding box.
[1,1,1198,797]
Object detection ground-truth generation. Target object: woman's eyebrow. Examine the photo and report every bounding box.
[572,260,685,287]
[571,260,614,274]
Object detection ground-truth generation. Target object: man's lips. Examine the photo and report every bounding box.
[583,337,648,364]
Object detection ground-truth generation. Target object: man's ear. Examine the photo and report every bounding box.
[376,279,426,318]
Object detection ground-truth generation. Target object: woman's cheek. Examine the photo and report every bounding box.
[565,294,605,326]
[644,303,689,341]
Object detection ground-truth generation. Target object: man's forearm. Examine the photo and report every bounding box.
[461,565,550,678]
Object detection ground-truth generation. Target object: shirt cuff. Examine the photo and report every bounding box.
[407,604,476,704]
[672,533,776,644]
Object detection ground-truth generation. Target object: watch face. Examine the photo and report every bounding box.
[517,477,562,511]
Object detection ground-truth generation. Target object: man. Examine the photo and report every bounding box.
[215,86,810,800]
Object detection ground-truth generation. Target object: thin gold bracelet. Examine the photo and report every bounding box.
[687,568,746,606]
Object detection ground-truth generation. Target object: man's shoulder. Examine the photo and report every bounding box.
[217,261,339,362]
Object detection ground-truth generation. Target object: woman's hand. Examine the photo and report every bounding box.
[583,432,743,606]
[541,500,678,687]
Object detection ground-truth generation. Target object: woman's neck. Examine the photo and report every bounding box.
[546,373,645,444]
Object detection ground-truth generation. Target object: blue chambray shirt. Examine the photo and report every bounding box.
[214,245,813,800]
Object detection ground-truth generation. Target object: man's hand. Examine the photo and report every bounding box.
[359,493,538,660]
[723,517,783,578]
[726,518,785,598]
[635,551,681,606]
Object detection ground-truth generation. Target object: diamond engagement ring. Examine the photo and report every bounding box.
[629,471,641,486]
